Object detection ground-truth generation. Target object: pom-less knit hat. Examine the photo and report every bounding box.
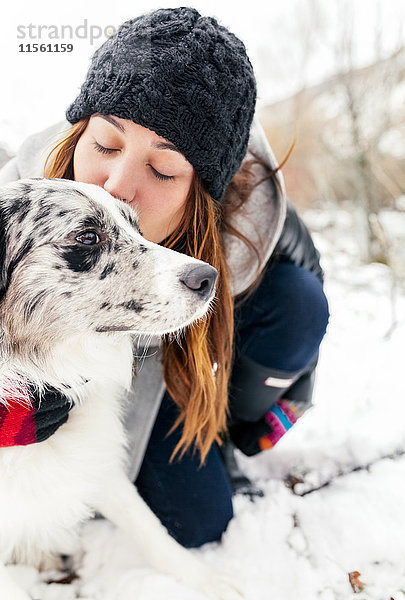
[66,7,257,202]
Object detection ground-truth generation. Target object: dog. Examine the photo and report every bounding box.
[0,178,242,600]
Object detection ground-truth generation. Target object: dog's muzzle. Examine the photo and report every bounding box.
[180,265,218,302]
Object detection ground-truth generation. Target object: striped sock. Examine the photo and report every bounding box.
[259,399,298,451]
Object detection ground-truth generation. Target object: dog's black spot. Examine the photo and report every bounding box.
[71,189,87,199]
[33,207,52,223]
[39,197,51,211]
[100,302,111,310]
[119,300,144,312]
[99,262,116,280]
[40,187,59,195]
[61,291,73,298]
[23,290,47,319]
[14,182,34,198]
[59,244,103,273]
[17,209,30,224]
[118,205,140,233]
[5,195,32,227]
[6,202,20,217]
[117,206,127,220]
[132,260,139,270]
[139,245,148,254]
[7,200,28,219]
[7,238,34,282]
[37,226,51,238]
[58,210,69,218]
[80,216,105,231]
[0,204,8,298]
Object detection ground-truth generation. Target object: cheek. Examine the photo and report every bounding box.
[136,182,188,215]
[131,188,188,243]
[73,142,103,185]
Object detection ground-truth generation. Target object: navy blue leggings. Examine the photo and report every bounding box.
[234,259,329,372]
[135,261,329,548]
[135,393,233,548]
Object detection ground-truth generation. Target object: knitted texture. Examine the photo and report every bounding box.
[0,383,72,447]
[228,398,309,456]
[259,399,298,451]
[65,7,257,202]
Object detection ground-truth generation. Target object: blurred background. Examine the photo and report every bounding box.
[1,0,404,291]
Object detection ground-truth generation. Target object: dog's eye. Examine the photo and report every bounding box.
[75,230,100,245]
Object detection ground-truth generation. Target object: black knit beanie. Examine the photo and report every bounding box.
[66,7,257,202]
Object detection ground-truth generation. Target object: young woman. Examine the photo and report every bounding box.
[0,7,329,549]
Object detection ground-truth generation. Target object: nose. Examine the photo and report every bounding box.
[180,265,218,302]
[103,165,137,205]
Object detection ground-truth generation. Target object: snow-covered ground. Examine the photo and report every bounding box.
[6,207,405,600]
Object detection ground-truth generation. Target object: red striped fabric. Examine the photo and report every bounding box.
[0,394,36,447]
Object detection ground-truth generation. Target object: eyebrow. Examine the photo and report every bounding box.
[95,113,182,154]
[96,114,126,133]
[151,140,182,154]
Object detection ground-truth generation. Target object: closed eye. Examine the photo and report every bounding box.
[93,141,117,155]
[148,165,174,182]
[93,141,174,181]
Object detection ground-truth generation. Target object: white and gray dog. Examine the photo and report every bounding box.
[0,178,242,600]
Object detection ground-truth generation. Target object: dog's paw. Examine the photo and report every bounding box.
[37,552,65,573]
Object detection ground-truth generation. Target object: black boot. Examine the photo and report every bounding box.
[220,439,264,500]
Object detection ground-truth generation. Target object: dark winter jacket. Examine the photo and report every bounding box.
[274,199,323,282]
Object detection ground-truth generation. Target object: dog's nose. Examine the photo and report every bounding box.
[180,265,218,302]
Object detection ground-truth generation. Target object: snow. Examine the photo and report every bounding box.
[379,129,405,160]
[5,207,405,599]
